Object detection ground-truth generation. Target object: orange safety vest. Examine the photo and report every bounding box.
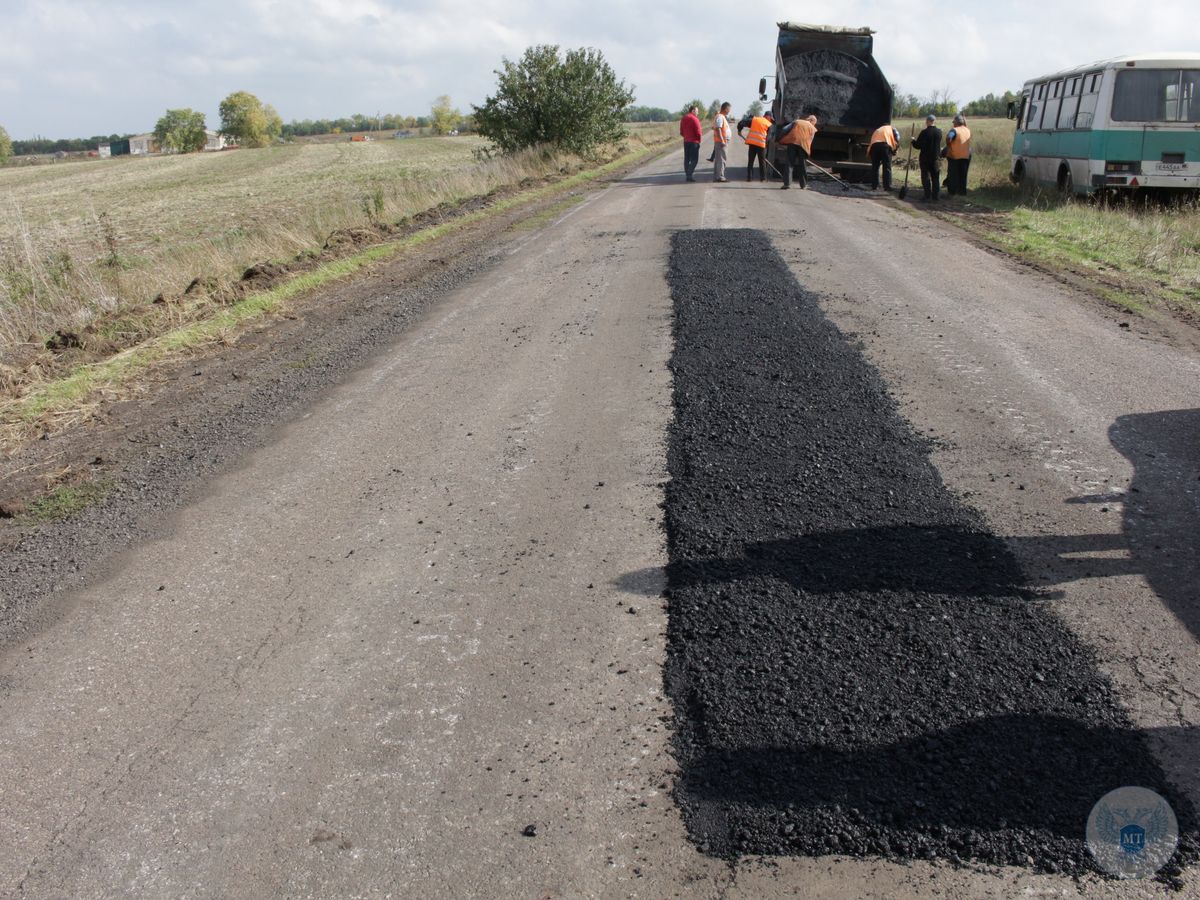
[745,116,771,148]
[713,113,730,145]
[946,125,972,159]
[779,119,816,154]
[868,125,898,151]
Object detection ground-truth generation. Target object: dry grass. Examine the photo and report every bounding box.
[0,127,673,351]
[891,117,1200,317]
[0,127,675,450]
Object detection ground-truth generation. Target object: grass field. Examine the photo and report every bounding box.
[0,126,673,354]
[892,117,1200,319]
[0,125,675,445]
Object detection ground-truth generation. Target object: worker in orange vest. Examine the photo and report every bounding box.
[737,110,774,182]
[776,115,818,190]
[867,123,901,191]
[945,114,972,195]
[712,102,732,183]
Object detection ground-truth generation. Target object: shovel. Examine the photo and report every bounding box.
[806,158,854,192]
[898,124,916,200]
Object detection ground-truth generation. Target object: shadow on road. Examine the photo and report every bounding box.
[620,407,1200,636]
[1105,409,1200,640]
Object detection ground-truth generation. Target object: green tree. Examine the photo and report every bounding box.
[154,108,207,153]
[473,45,635,155]
[745,99,764,117]
[263,104,283,142]
[924,87,958,117]
[0,124,11,162]
[706,99,721,119]
[430,95,462,135]
[218,91,276,148]
[623,106,672,122]
[962,90,1018,117]
[678,99,706,117]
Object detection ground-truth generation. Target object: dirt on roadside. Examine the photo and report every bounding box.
[0,174,589,402]
[0,148,666,645]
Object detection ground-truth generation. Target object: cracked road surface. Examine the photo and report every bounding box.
[1,146,1198,897]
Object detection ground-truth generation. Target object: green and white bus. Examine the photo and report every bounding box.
[1010,55,1200,195]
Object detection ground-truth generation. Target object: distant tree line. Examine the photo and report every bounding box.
[282,113,433,137]
[6,92,463,159]
[10,133,130,155]
[892,86,1018,119]
[623,106,673,122]
[961,91,1019,117]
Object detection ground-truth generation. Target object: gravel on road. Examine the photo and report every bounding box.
[663,227,1197,882]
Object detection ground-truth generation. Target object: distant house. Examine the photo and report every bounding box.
[129,133,159,155]
[97,144,112,158]
[204,130,227,151]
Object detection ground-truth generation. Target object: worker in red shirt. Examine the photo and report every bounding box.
[679,105,702,182]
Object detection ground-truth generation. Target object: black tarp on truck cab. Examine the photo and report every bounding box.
[771,22,893,174]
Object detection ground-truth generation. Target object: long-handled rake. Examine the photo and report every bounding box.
[898,124,916,200]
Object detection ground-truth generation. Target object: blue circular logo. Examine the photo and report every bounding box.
[1087,786,1178,879]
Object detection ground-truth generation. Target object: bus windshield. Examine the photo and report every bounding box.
[1112,68,1200,122]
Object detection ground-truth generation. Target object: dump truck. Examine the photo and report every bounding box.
[762,23,893,179]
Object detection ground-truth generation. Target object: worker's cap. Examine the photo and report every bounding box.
[764,112,774,120]
[925,114,937,122]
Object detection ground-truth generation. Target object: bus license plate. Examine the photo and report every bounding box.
[1156,162,1186,171]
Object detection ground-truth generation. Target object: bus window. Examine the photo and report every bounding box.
[1053,81,1063,98]
[1113,68,1200,122]
[1089,73,1101,92]
[1058,93,1080,128]
[1183,70,1200,122]
[1041,94,1060,129]
[1076,91,1098,129]
[1070,77,1081,95]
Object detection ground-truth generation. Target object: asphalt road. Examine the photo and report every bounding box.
[1,145,1197,898]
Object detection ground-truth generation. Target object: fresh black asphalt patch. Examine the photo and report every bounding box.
[662,228,1197,881]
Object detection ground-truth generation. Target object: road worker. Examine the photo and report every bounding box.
[911,114,942,201]
[712,102,732,183]
[679,105,702,182]
[737,110,774,182]
[776,114,818,190]
[945,114,972,195]
[867,123,901,191]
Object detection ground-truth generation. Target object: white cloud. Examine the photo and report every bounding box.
[0,0,1198,137]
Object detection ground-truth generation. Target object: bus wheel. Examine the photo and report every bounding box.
[1011,161,1025,184]
[1057,165,1074,198]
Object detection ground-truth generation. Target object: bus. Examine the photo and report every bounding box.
[1009,55,1200,196]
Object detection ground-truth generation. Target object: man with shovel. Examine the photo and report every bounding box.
[911,114,943,202]
[867,123,901,191]
[737,110,774,182]
[776,115,818,190]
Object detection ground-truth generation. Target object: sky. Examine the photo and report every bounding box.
[2,0,1198,139]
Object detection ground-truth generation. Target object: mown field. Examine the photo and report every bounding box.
[0,125,675,446]
[0,126,673,353]
[892,117,1200,319]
